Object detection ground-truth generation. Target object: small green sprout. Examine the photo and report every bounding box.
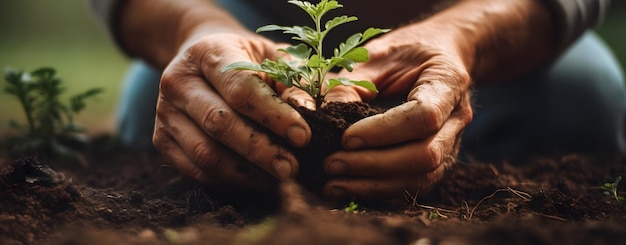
[428,210,440,220]
[600,176,624,204]
[221,0,390,109]
[344,200,358,213]
[2,67,103,160]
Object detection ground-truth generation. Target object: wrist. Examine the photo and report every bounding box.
[420,0,556,84]
[117,0,252,69]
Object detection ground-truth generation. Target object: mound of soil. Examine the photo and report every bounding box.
[293,101,385,194]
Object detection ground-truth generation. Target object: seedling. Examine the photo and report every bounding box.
[600,176,624,204]
[344,200,358,213]
[2,67,103,160]
[221,0,390,109]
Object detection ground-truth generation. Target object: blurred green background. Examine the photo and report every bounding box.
[0,1,129,136]
[0,1,625,138]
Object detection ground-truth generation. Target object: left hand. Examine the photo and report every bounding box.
[321,21,474,200]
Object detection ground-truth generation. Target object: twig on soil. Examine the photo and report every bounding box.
[468,187,531,220]
[403,190,457,219]
[403,190,420,211]
[533,212,567,222]
[461,201,471,219]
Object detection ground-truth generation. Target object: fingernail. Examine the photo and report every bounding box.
[326,160,347,175]
[272,159,293,179]
[344,136,364,149]
[287,125,307,147]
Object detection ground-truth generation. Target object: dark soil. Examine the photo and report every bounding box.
[2,152,626,244]
[2,102,626,244]
[293,101,385,195]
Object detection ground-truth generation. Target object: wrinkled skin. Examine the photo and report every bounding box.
[153,33,313,191]
[137,0,555,200]
[319,22,473,199]
[153,26,473,199]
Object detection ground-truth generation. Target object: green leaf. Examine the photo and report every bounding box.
[335,33,362,58]
[285,26,318,47]
[221,61,263,73]
[279,44,311,60]
[352,80,379,93]
[256,24,289,33]
[332,57,356,72]
[325,16,357,31]
[335,28,390,58]
[288,0,317,18]
[327,78,378,94]
[321,0,342,14]
[342,47,369,62]
[82,88,104,98]
[31,67,56,80]
[362,27,391,42]
[70,88,103,113]
[307,54,323,68]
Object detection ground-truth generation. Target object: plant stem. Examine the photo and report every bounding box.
[315,95,324,109]
[17,91,36,134]
[314,9,325,109]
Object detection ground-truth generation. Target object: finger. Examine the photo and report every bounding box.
[323,164,446,200]
[280,86,316,110]
[341,65,469,150]
[155,131,275,191]
[325,101,469,177]
[153,119,214,185]
[323,85,363,103]
[154,102,278,190]
[270,42,318,110]
[155,83,299,180]
[192,37,312,147]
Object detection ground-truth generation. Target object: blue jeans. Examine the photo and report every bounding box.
[115,0,626,162]
[461,32,626,162]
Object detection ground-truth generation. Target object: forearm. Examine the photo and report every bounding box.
[116,0,252,69]
[410,0,608,84]
[422,0,557,84]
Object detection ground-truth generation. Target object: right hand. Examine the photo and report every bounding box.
[152,33,312,191]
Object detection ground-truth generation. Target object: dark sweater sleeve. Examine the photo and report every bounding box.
[544,0,610,51]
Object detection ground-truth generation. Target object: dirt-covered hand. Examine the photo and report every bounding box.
[323,22,474,199]
[152,33,312,191]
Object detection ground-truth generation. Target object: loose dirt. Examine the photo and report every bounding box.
[2,152,626,245]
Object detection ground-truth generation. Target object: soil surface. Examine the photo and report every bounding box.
[2,101,626,244]
[1,152,626,245]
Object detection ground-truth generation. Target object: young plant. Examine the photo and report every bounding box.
[600,176,624,204]
[2,67,103,160]
[344,200,359,213]
[221,0,390,109]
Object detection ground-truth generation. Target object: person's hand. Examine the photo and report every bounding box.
[152,33,312,191]
[321,21,474,199]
